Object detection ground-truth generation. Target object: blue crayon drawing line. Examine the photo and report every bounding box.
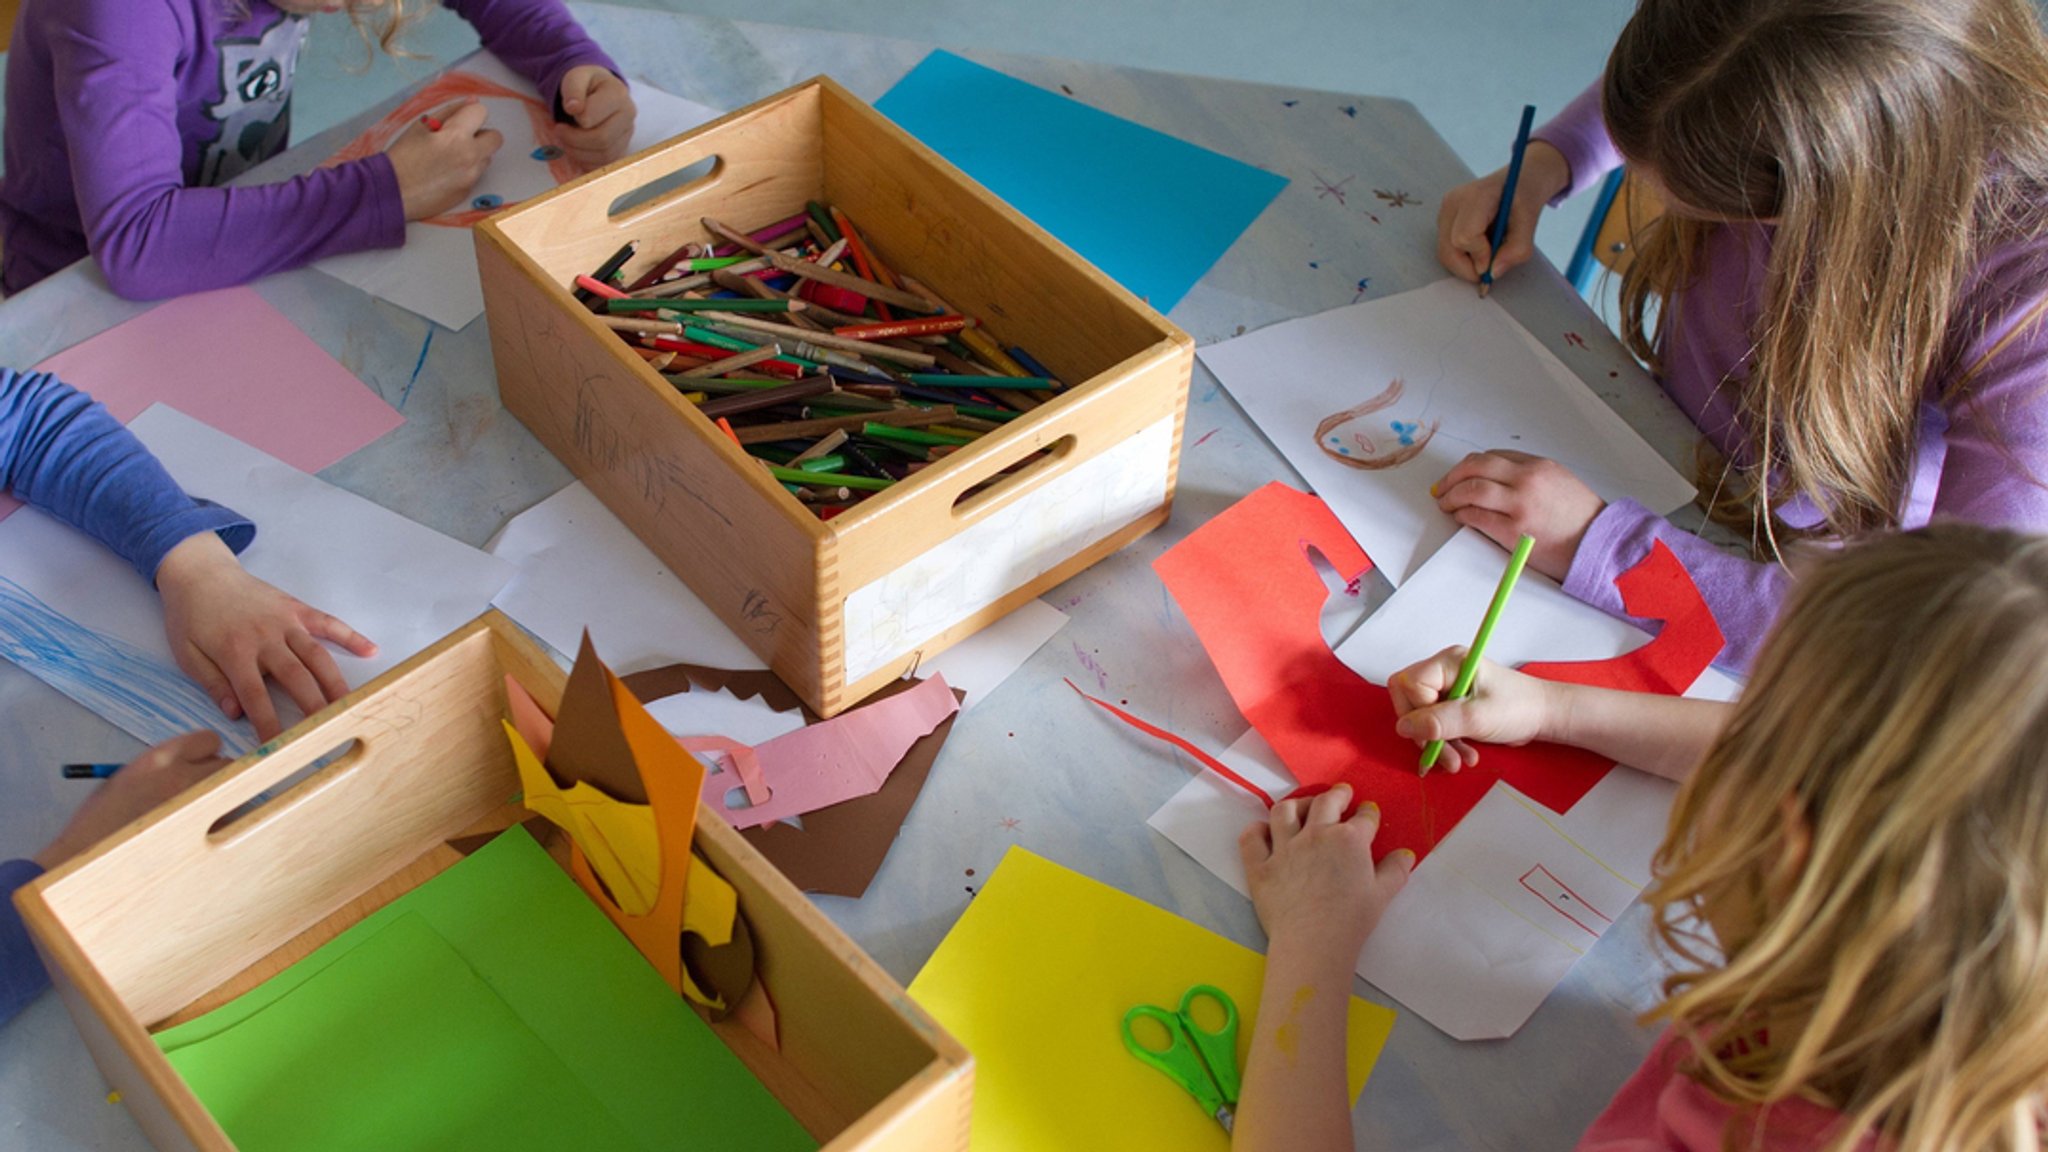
[0,577,254,757]
[401,328,435,410]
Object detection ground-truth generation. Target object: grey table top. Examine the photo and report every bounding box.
[0,7,1713,1150]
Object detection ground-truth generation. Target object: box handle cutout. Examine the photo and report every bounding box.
[606,154,724,222]
[205,737,364,842]
[951,435,1077,520]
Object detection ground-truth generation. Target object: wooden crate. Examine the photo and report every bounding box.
[476,76,1192,716]
[13,612,972,1152]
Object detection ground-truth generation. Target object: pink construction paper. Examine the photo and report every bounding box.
[700,674,960,829]
[12,287,402,519]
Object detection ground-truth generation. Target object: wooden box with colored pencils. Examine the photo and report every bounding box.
[474,77,1194,717]
[13,612,973,1152]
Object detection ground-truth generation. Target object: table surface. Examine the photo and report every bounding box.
[0,7,1717,1150]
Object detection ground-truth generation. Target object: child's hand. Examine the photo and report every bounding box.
[155,533,377,741]
[1436,140,1571,284]
[555,66,636,169]
[33,732,231,869]
[386,97,504,222]
[1240,785,1412,963]
[1389,647,1554,773]
[1433,449,1605,580]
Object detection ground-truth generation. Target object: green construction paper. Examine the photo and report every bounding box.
[164,912,640,1151]
[156,828,816,1152]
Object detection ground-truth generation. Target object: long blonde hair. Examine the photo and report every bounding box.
[1605,0,2048,556]
[1647,523,2048,1151]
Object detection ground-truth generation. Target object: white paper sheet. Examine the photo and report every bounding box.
[488,482,1069,707]
[313,52,724,330]
[1200,277,1696,585]
[0,406,513,756]
[1147,528,1741,1039]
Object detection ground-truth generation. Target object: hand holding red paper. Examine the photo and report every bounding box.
[1389,649,1551,774]
[1434,450,1605,581]
[555,66,637,169]
[1240,785,1411,962]
[387,97,503,222]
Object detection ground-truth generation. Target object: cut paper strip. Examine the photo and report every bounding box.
[624,670,967,899]
[156,827,815,1152]
[1066,680,1274,807]
[508,720,658,915]
[551,632,657,805]
[699,674,959,830]
[875,51,1287,314]
[16,287,402,524]
[909,848,1394,1151]
[1150,483,1724,860]
[313,53,725,329]
[1199,277,1695,584]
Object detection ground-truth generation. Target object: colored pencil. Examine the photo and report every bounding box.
[1419,534,1536,774]
[1480,104,1538,298]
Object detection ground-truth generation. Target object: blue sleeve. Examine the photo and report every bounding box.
[0,368,254,580]
[1,858,51,1027]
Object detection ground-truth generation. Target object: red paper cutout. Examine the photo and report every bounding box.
[1483,539,1724,813]
[1149,483,1724,861]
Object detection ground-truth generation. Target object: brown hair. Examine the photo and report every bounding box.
[1605,0,2048,557]
[1647,523,2048,1150]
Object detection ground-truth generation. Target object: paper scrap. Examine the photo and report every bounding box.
[508,720,660,915]
[156,827,815,1151]
[0,405,510,756]
[876,51,1287,314]
[623,671,967,900]
[313,53,725,329]
[699,674,959,830]
[9,287,402,523]
[908,848,1394,1151]
[1199,278,1695,583]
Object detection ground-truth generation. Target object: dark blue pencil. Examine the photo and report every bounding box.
[62,763,122,780]
[1480,104,1538,297]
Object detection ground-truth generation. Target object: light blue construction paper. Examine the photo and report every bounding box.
[876,51,1287,314]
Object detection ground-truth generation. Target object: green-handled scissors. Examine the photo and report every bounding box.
[1121,983,1243,1132]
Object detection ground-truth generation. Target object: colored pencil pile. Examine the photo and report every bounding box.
[569,201,1067,519]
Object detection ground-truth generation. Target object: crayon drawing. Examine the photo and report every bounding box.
[0,576,257,757]
[1200,276,1696,584]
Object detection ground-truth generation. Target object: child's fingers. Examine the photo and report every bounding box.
[262,641,329,730]
[1376,847,1416,889]
[286,628,351,705]
[1304,783,1354,827]
[150,729,224,771]
[1388,647,1466,715]
[225,655,280,742]
[1346,797,1384,843]
[1268,793,1310,841]
[1451,505,1527,549]
[174,644,242,722]
[442,97,491,138]
[301,606,377,659]
[1237,820,1274,872]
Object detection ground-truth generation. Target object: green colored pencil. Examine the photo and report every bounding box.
[862,422,975,447]
[904,374,1056,390]
[1420,534,1536,774]
[767,464,892,491]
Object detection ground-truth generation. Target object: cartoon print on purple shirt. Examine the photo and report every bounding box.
[197,14,307,185]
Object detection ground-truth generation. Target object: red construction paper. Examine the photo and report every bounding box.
[1066,680,1275,806]
[1484,539,1723,813]
[1150,483,1724,861]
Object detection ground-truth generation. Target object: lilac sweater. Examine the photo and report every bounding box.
[0,0,616,299]
[1536,83,2048,671]
[0,366,253,1028]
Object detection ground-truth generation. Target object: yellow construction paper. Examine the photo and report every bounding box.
[507,720,661,915]
[908,848,1395,1151]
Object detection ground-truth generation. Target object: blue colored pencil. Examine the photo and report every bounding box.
[62,762,122,780]
[1480,104,1538,297]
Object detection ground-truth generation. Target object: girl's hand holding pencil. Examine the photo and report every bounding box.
[1436,139,1571,286]
[1388,650,1552,774]
[387,97,504,222]
[554,65,638,169]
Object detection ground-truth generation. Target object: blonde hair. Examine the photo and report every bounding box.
[1604,0,2048,557]
[1646,523,2048,1151]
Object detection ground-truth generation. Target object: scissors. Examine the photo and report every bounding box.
[1120,983,1243,1132]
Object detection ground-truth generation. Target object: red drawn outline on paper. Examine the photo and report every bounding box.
[1519,864,1612,938]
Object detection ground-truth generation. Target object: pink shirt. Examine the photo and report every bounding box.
[1579,1032,1871,1152]
[1534,83,2048,672]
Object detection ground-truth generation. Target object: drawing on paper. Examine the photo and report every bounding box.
[1519,864,1613,939]
[1313,378,1439,470]
[0,577,255,756]
[323,69,574,228]
[1372,189,1419,208]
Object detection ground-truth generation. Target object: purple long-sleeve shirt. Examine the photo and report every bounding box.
[0,0,616,299]
[0,366,253,1028]
[1535,83,2048,671]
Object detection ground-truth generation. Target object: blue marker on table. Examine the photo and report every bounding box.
[62,763,121,780]
[1479,104,1538,298]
